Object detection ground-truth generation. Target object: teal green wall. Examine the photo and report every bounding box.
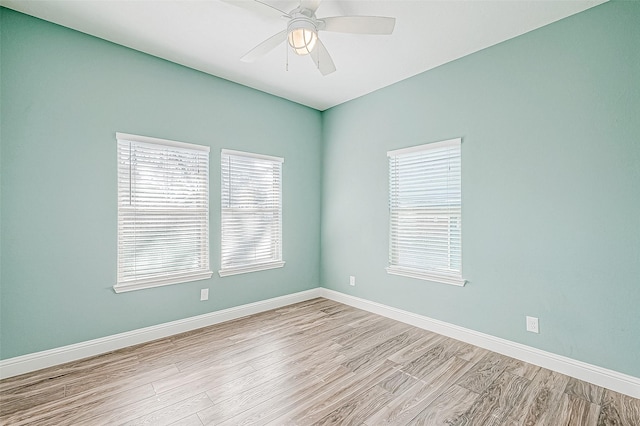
[321,1,640,377]
[1,2,639,380]
[0,8,322,359]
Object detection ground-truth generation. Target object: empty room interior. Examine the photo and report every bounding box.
[0,0,639,424]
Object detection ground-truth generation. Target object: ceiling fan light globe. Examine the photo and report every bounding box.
[288,28,317,55]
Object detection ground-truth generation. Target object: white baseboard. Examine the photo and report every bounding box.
[0,288,322,380]
[319,288,640,399]
[3,287,638,400]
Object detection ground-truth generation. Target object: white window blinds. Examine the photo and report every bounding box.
[219,149,284,277]
[387,138,465,286]
[115,132,212,293]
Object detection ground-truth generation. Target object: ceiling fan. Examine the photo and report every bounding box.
[223,0,396,76]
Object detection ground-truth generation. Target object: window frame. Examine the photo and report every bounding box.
[114,132,212,293]
[386,137,465,287]
[219,149,285,277]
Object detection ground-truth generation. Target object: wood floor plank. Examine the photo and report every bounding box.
[553,393,601,426]
[362,378,433,426]
[499,356,541,381]
[405,384,479,425]
[199,367,319,424]
[0,381,65,417]
[174,337,286,375]
[319,303,357,316]
[401,337,468,381]
[379,370,419,395]
[212,373,325,426]
[455,351,513,394]
[289,360,399,426]
[203,343,337,405]
[0,383,157,426]
[507,368,571,426]
[1,298,638,426]
[451,371,530,426]
[216,364,353,426]
[342,330,423,373]
[66,363,180,397]
[337,320,412,355]
[598,389,640,425]
[152,364,256,410]
[74,389,209,426]
[331,314,396,346]
[261,366,356,426]
[152,358,254,395]
[456,342,492,364]
[386,333,445,365]
[124,393,213,426]
[313,384,394,426]
[175,309,350,376]
[168,413,204,426]
[565,377,605,405]
[345,309,392,328]
[245,324,351,372]
[363,356,475,425]
[0,351,139,394]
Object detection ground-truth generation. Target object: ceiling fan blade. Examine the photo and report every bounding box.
[321,16,396,35]
[300,0,321,13]
[241,30,288,62]
[310,38,336,76]
[222,0,290,19]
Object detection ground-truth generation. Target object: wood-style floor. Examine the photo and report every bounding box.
[1,298,639,425]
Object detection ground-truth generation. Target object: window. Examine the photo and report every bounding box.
[115,133,212,293]
[387,138,465,286]
[219,149,284,276]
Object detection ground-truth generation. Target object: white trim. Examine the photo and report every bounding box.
[3,287,638,399]
[386,266,466,287]
[0,288,321,380]
[318,288,640,399]
[387,137,461,157]
[221,148,284,163]
[218,261,285,277]
[114,271,213,293]
[116,132,210,152]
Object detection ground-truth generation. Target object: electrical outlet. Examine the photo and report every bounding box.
[526,316,539,333]
[200,288,209,301]
[349,276,356,286]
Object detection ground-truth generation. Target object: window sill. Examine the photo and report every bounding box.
[114,270,213,293]
[219,261,285,277]
[386,266,466,287]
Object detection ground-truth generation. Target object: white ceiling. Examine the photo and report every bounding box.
[1,0,606,111]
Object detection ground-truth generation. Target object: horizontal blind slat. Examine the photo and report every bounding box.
[117,137,211,287]
[388,139,462,281]
[220,151,283,272]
